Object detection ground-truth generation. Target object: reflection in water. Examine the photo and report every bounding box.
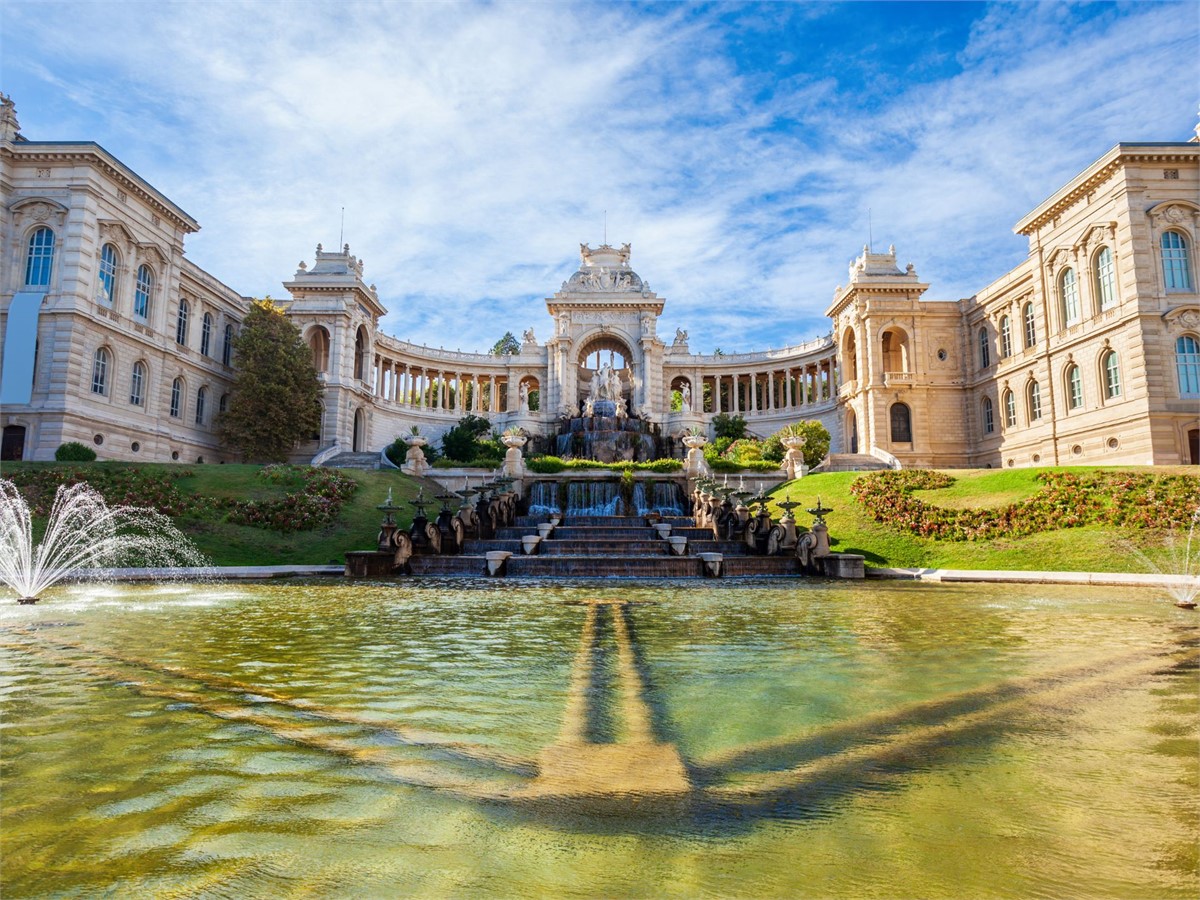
[1,580,1197,898]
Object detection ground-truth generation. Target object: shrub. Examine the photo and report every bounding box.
[441,415,493,462]
[762,421,831,470]
[722,438,764,464]
[712,413,747,441]
[55,442,97,462]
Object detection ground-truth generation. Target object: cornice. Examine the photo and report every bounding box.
[1015,143,1199,237]
[2,141,200,232]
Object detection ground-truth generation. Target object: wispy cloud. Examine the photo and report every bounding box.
[4,1,1195,353]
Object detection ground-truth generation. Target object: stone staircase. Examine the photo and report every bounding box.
[321,451,382,470]
[406,514,801,577]
[814,453,894,473]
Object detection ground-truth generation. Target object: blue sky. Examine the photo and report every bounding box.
[3,1,1196,353]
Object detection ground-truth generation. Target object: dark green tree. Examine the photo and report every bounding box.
[440,414,492,462]
[218,298,322,463]
[711,413,747,441]
[491,332,520,356]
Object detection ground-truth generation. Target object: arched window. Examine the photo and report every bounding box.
[98,243,118,305]
[309,327,330,372]
[1003,389,1017,428]
[889,402,912,443]
[999,316,1012,359]
[1060,267,1080,326]
[1162,231,1194,291]
[91,347,110,395]
[200,312,213,356]
[223,324,234,366]
[1177,335,1200,397]
[1066,364,1083,410]
[1094,246,1116,310]
[219,393,229,414]
[843,329,859,382]
[354,327,367,381]
[25,226,55,287]
[979,327,990,369]
[169,377,182,418]
[1023,302,1037,348]
[176,299,190,346]
[195,387,207,425]
[1028,380,1043,421]
[981,396,994,435]
[130,361,146,406]
[1102,350,1121,400]
[881,328,909,372]
[134,265,153,320]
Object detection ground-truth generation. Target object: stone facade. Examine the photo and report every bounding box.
[2,93,1196,468]
[0,97,244,464]
[830,140,1199,469]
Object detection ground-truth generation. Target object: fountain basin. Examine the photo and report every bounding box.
[2,579,1195,899]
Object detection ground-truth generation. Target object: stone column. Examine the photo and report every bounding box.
[748,373,757,414]
[785,369,792,408]
[731,374,739,413]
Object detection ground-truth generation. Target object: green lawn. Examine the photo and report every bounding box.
[3,462,1195,573]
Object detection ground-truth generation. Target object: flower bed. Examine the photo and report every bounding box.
[850,469,1200,541]
[223,465,359,533]
[6,463,358,534]
[5,466,196,517]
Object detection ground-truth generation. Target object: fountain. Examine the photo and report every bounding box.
[1128,506,1200,609]
[0,479,209,604]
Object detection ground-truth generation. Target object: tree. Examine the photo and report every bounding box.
[218,298,322,463]
[440,414,492,462]
[491,332,520,356]
[711,413,747,441]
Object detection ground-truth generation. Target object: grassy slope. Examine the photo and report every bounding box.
[172,465,442,566]
[772,467,1198,573]
[3,462,1194,571]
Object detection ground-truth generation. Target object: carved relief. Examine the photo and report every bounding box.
[1162,205,1189,225]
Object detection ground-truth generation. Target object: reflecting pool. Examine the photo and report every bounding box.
[1,579,1197,898]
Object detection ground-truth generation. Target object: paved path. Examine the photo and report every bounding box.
[61,564,1198,590]
[869,567,1198,589]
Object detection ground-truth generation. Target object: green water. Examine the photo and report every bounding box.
[1,579,1196,898]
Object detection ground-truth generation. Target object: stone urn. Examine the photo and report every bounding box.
[653,523,672,540]
[501,433,527,477]
[537,523,555,539]
[402,434,429,476]
[780,434,807,481]
[521,535,541,555]
[667,536,688,556]
[682,433,709,478]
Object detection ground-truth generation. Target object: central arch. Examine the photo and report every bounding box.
[575,334,635,411]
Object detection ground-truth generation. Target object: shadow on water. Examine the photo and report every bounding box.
[6,610,1198,840]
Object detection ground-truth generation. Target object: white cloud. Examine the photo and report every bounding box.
[4,0,1196,354]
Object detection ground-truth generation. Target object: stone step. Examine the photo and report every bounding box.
[720,556,802,576]
[321,451,381,470]
[506,556,705,578]
[539,540,670,556]
[408,556,489,576]
[814,453,893,473]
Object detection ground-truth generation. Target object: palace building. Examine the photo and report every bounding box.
[2,94,1197,468]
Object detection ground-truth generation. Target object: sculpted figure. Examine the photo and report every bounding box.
[583,397,594,417]
[680,383,691,412]
[674,328,688,344]
[523,327,536,344]
[608,366,622,401]
[518,382,529,412]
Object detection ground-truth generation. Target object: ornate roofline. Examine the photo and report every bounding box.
[2,141,201,232]
[1015,142,1200,236]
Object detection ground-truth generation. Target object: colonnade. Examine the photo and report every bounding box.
[369,355,511,415]
[671,358,837,415]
